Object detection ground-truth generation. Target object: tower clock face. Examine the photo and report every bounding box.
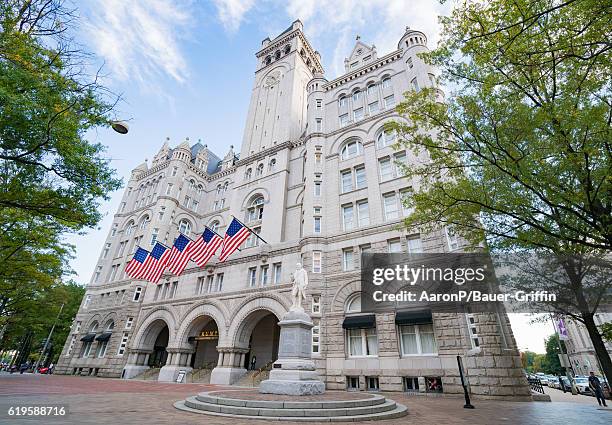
[264,71,281,87]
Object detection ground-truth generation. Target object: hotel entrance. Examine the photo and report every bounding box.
[189,320,219,369]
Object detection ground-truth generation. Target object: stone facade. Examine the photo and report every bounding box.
[564,313,612,376]
[55,20,530,399]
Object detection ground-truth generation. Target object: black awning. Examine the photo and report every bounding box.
[80,333,96,342]
[95,332,112,342]
[395,310,433,326]
[342,314,376,329]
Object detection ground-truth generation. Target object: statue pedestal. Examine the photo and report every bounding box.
[259,309,325,395]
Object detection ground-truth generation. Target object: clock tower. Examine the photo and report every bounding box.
[240,20,323,159]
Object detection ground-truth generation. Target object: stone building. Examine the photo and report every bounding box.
[564,313,612,377]
[56,21,530,399]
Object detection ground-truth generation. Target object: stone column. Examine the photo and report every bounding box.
[121,348,153,379]
[158,347,194,382]
[210,346,250,385]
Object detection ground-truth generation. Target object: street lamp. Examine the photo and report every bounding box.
[111,121,129,134]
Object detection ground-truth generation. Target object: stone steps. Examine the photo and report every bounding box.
[174,391,408,422]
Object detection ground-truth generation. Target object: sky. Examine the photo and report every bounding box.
[65,0,554,353]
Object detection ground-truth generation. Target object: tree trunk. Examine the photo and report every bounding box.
[582,313,612,390]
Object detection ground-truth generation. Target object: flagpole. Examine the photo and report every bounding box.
[230,215,269,245]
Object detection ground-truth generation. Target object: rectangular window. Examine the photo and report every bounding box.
[314,216,321,234]
[66,335,76,356]
[388,238,402,253]
[354,166,367,189]
[339,114,349,127]
[248,267,257,287]
[406,57,413,68]
[368,101,379,114]
[399,188,413,216]
[83,295,92,309]
[132,287,142,302]
[367,84,377,96]
[125,317,133,330]
[446,226,459,251]
[379,158,394,181]
[314,181,321,196]
[260,265,269,286]
[316,99,322,108]
[215,273,224,291]
[357,200,369,227]
[312,251,322,273]
[403,377,419,392]
[347,376,360,390]
[120,202,126,212]
[117,332,129,356]
[343,249,354,271]
[342,204,354,230]
[394,152,406,177]
[94,266,102,283]
[367,377,380,391]
[246,227,261,247]
[466,313,480,348]
[312,325,320,354]
[102,243,111,259]
[171,167,178,176]
[400,324,437,355]
[341,170,353,193]
[191,200,199,212]
[165,184,173,195]
[348,328,378,356]
[384,94,395,108]
[111,224,118,237]
[383,193,399,220]
[158,207,165,220]
[203,275,213,293]
[316,118,322,132]
[150,229,158,247]
[273,263,282,284]
[411,78,420,92]
[315,151,322,164]
[169,281,178,299]
[353,108,363,121]
[312,295,321,314]
[407,236,423,253]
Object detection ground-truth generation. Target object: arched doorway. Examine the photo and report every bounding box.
[188,317,219,369]
[243,312,280,370]
[147,322,169,368]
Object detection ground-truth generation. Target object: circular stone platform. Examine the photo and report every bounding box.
[174,389,408,421]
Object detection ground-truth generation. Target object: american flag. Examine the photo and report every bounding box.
[191,227,223,268]
[166,234,194,275]
[125,247,149,279]
[140,242,171,283]
[218,218,251,262]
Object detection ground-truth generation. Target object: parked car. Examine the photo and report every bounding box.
[37,366,49,374]
[574,377,591,394]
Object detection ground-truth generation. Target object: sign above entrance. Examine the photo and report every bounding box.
[195,330,218,340]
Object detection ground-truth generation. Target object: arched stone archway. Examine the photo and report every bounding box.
[122,316,172,380]
[210,296,288,385]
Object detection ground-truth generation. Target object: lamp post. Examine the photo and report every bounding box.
[457,355,475,409]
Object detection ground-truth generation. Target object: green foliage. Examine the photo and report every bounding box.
[0,1,121,327]
[390,0,611,253]
[600,322,612,343]
[541,333,565,375]
[1,280,84,363]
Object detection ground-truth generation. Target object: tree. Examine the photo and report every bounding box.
[541,334,565,375]
[600,322,612,343]
[0,1,121,334]
[390,0,612,385]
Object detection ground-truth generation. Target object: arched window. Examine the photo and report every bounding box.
[265,56,271,65]
[352,89,361,102]
[96,321,114,358]
[275,50,281,60]
[197,184,203,194]
[376,129,396,148]
[346,293,362,313]
[209,220,220,233]
[247,196,264,222]
[81,322,98,358]
[256,163,264,176]
[189,179,195,190]
[245,168,252,180]
[139,216,149,230]
[338,95,347,108]
[367,83,377,96]
[223,181,229,192]
[340,139,363,160]
[284,45,290,55]
[125,221,136,236]
[382,76,391,88]
[268,158,276,171]
[178,219,191,235]
[216,184,222,195]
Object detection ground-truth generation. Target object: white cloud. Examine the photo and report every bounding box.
[83,0,192,88]
[212,0,255,32]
